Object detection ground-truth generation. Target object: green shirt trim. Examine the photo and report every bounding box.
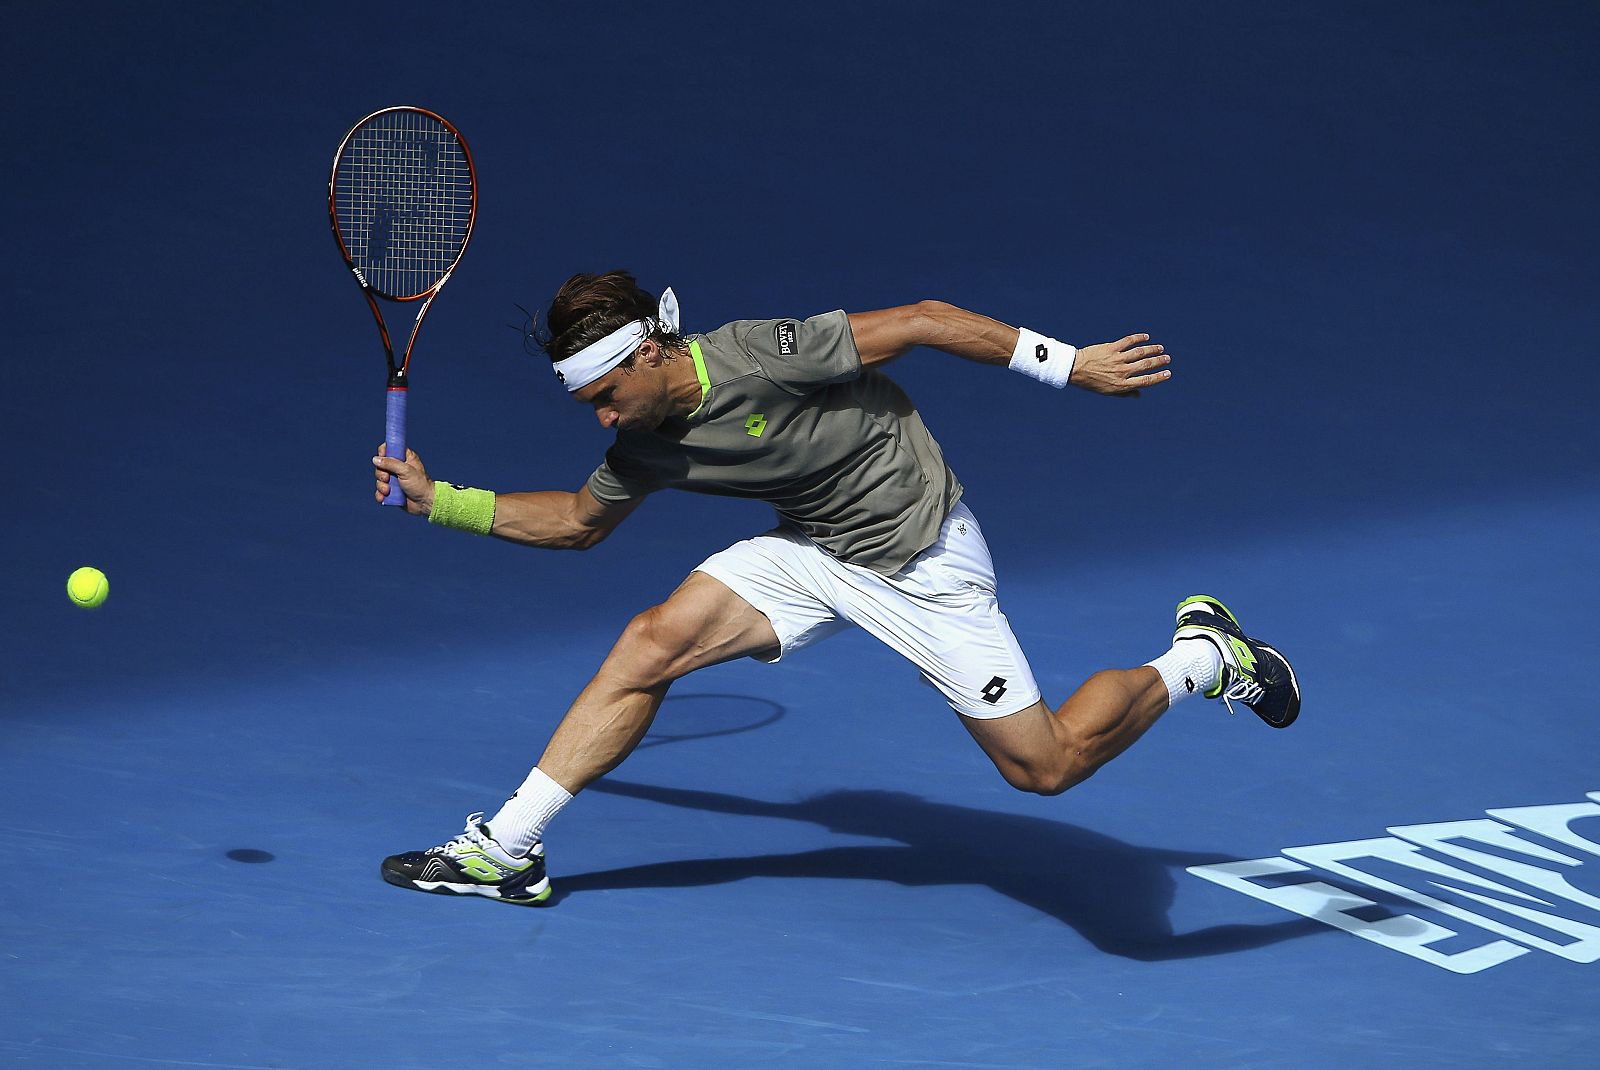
[687,339,712,418]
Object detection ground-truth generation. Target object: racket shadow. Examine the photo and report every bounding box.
[634,693,786,750]
[564,778,1328,963]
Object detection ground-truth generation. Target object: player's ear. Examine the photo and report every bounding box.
[637,339,665,367]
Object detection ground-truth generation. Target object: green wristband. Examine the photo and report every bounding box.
[428,482,496,535]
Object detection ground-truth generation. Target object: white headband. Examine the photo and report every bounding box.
[551,288,680,392]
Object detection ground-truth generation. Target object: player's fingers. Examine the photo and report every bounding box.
[377,442,388,457]
[1129,354,1171,373]
[1124,370,1171,389]
[372,455,403,474]
[1116,333,1151,350]
[1122,344,1164,362]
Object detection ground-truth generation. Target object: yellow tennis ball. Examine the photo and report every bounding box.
[67,566,109,609]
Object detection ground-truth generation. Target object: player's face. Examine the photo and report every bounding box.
[575,359,673,432]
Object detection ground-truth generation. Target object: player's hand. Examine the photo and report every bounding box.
[1070,334,1172,397]
[372,444,434,516]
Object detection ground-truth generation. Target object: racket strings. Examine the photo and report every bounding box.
[334,109,473,299]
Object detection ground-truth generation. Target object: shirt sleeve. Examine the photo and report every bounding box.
[719,310,862,394]
[584,441,661,505]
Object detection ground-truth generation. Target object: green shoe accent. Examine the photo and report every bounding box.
[1174,595,1243,699]
[456,854,503,882]
[1176,594,1240,628]
[1190,629,1229,699]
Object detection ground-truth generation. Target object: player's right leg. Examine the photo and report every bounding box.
[380,570,781,905]
[534,570,783,793]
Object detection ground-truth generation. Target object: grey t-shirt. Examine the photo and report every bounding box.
[585,310,964,575]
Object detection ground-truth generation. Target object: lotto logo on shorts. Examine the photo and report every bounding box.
[776,321,798,356]
[981,676,1008,704]
[1188,790,1600,974]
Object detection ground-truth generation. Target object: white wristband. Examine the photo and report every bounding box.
[1008,328,1076,388]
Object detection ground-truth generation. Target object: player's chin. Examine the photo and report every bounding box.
[620,412,665,433]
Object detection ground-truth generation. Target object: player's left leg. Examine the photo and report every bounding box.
[827,502,1299,795]
[962,596,1301,795]
[958,670,1172,795]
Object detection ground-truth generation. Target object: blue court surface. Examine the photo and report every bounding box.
[3,3,1598,1066]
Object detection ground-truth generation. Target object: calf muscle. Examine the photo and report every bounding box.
[536,572,780,793]
[961,667,1171,795]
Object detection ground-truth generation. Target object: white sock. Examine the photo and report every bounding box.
[1146,638,1223,708]
[485,767,573,856]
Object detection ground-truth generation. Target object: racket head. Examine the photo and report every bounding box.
[329,106,477,303]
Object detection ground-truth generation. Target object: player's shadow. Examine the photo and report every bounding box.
[563,777,1328,961]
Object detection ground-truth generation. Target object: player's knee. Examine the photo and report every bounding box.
[999,757,1089,797]
[1002,769,1069,796]
[614,605,693,686]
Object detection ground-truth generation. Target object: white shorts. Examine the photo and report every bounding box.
[693,502,1042,719]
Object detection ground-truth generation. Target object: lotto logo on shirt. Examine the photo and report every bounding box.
[775,321,798,356]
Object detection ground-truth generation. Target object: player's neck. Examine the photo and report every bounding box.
[664,344,703,417]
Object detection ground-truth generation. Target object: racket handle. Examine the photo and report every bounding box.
[382,385,408,507]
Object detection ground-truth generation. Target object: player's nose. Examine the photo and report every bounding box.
[597,409,619,429]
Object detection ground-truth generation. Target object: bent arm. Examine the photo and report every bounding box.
[374,447,641,547]
[490,485,642,550]
[846,300,1172,396]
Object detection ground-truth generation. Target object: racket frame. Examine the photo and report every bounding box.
[328,105,478,505]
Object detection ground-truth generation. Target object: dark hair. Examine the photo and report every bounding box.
[531,270,684,366]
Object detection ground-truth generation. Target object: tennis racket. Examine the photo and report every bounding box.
[328,106,477,506]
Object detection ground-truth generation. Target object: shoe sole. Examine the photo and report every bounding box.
[380,868,552,906]
[1254,640,1301,729]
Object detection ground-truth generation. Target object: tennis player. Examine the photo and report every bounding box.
[371,272,1300,905]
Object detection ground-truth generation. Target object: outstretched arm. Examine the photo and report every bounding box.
[373,445,641,549]
[847,300,1172,397]
[490,486,642,549]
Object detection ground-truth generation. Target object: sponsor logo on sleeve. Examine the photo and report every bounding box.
[776,321,798,356]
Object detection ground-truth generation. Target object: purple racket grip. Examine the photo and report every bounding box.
[382,386,408,507]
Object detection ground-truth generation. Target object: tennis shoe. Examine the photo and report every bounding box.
[380,813,551,905]
[1173,595,1300,728]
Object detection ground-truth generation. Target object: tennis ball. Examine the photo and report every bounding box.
[67,566,109,609]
